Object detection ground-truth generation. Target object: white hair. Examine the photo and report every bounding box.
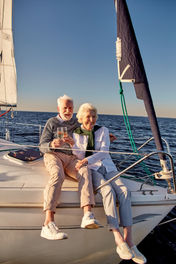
[76,103,98,123]
[57,94,73,107]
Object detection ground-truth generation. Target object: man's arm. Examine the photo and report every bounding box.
[39,120,54,154]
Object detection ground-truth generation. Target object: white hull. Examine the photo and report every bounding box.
[0,139,176,263]
[0,204,175,264]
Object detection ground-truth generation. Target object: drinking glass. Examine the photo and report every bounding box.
[57,127,68,139]
[57,127,64,139]
[63,127,68,138]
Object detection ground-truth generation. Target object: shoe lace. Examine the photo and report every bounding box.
[48,222,59,234]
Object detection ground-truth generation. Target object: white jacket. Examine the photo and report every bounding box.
[72,126,117,173]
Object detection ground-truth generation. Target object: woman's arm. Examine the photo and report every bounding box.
[74,127,111,170]
[86,127,110,165]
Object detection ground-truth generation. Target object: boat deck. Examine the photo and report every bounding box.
[0,139,175,208]
[0,153,81,206]
[0,139,102,207]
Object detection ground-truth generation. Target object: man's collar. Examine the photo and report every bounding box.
[56,114,64,123]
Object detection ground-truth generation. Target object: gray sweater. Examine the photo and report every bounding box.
[39,116,79,155]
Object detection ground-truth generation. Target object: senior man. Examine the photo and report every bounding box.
[39,95,99,240]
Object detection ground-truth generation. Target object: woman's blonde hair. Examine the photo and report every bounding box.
[76,103,98,123]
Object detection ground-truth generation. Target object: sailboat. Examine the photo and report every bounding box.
[0,0,175,263]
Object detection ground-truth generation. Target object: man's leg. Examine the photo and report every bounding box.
[43,152,66,213]
[41,152,68,240]
[65,155,95,208]
[65,155,99,228]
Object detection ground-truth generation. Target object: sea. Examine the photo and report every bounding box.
[0,111,176,263]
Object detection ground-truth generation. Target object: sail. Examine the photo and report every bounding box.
[0,0,17,107]
[114,0,165,161]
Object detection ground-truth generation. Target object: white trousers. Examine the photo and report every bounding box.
[92,167,133,229]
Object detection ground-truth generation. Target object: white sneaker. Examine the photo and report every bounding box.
[131,246,147,264]
[81,212,100,229]
[116,242,133,260]
[40,222,68,240]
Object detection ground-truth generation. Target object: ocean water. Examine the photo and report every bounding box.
[1,111,176,263]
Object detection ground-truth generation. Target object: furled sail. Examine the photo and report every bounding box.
[114,0,166,164]
[0,0,17,107]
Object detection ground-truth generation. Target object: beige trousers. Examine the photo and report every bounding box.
[43,152,95,212]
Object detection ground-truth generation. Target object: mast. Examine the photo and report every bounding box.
[0,0,17,107]
[114,0,171,176]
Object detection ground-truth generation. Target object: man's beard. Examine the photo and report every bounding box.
[59,112,73,121]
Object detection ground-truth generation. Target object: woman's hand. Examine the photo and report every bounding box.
[63,135,75,146]
[75,158,88,171]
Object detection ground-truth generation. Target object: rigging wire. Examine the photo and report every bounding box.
[0,107,12,117]
[119,80,153,178]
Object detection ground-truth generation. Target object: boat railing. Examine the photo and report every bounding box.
[1,122,175,192]
[95,151,176,194]
[116,136,172,168]
[1,122,171,154]
[0,121,43,142]
[136,136,171,155]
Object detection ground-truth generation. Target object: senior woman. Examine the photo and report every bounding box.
[72,103,146,264]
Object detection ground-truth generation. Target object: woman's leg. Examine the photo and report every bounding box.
[105,172,146,263]
[123,225,133,247]
[92,169,119,229]
[105,171,133,229]
[92,169,128,246]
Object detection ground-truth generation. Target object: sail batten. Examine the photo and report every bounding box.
[0,0,17,107]
[115,0,165,161]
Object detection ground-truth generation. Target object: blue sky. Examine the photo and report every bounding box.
[13,0,176,117]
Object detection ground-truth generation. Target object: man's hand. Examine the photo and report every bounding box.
[50,138,64,149]
[75,158,88,171]
[50,135,74,149]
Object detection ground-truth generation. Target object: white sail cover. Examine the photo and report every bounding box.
[0,0,17,106]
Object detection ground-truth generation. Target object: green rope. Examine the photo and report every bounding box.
[119,81,152,177]
[119,82,137,153]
